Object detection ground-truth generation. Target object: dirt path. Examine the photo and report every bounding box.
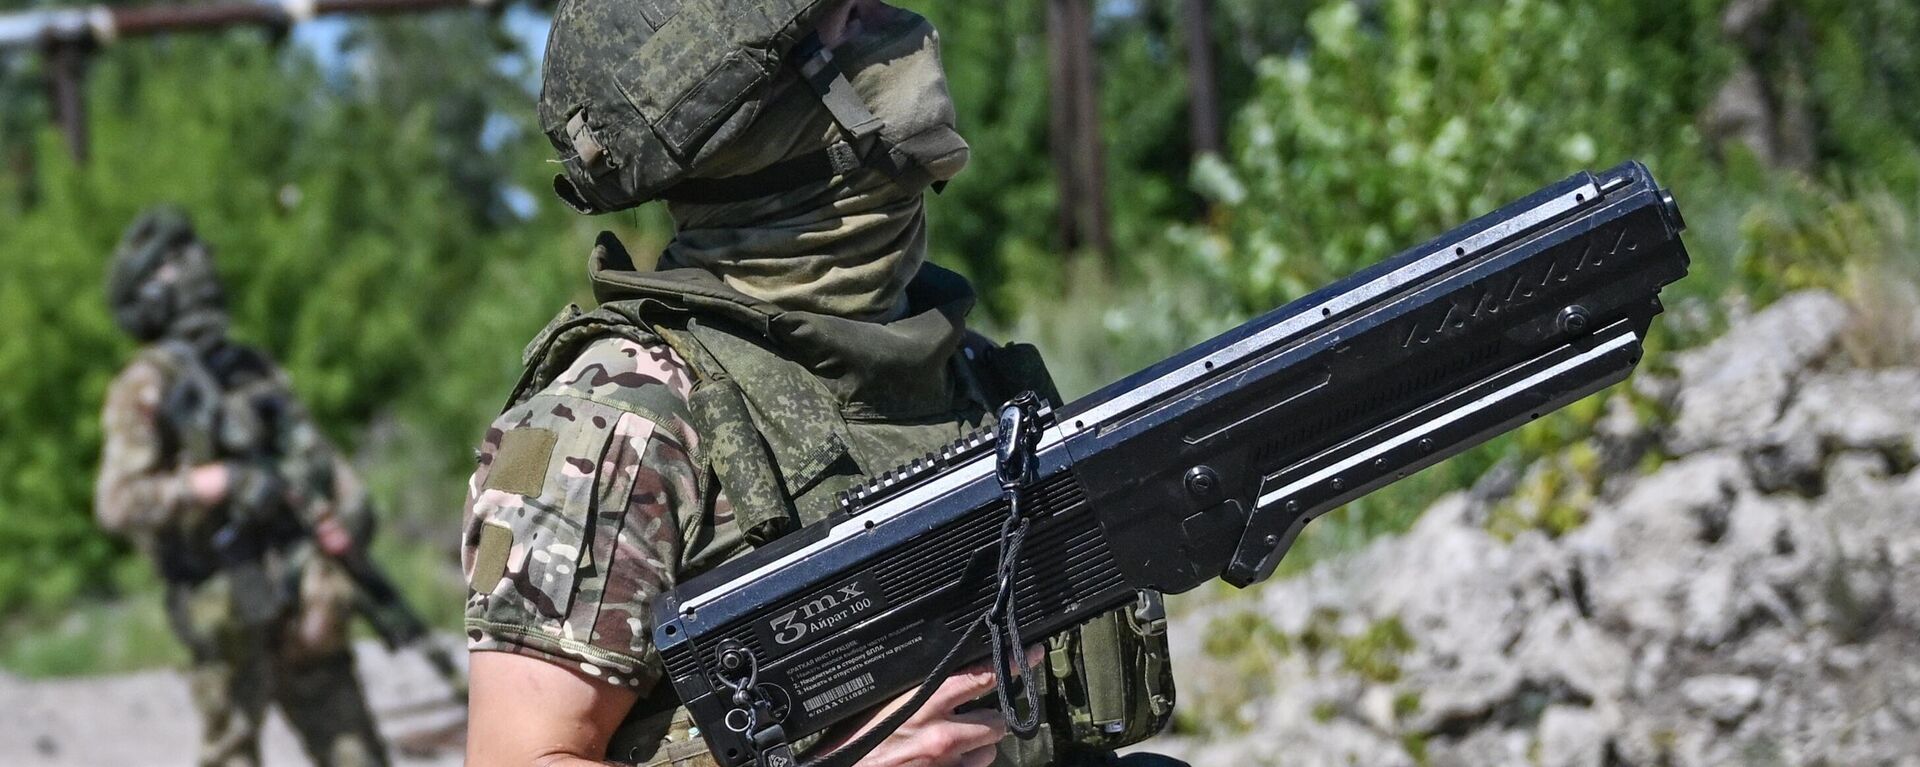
[0,637,468,766]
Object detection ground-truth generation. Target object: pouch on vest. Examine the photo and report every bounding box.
[1045,592,1176,750]
[686,376,796,546]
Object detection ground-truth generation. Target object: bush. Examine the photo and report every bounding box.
[1171,0,1726,311]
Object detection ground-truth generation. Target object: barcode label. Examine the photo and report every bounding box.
[803,673,875,715]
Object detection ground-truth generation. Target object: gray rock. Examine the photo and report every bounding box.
[1680,675,1763,724]
[1158,289,1920,767]
[1537,705,1613,767]
[1774,369,1920,456]
[1427,728,1530,767]
[1668,290,1850,454]
[1682,563,1740,646]
[1747,425,1823,494]
[1593,393,1655,476]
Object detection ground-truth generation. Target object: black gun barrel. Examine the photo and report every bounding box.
[655,162,1690,766]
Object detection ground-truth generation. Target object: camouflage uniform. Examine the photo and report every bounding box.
[95,207,389,767]
[466,6,970,742]
[464,3,1173,765]
[463,335,736,764]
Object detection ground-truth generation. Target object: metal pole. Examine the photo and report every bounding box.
[45,40,89,163]
[1,0,498,162]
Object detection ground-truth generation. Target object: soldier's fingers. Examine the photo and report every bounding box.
[955,743,1000,767]
[927,709,1008,758]
[951,708,1010,743]
[924,645,1048,717]
[921,663,1001,719]
[1014,645,1043,677]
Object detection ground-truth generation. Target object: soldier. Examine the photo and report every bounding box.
[95,207,391,767]
[463,2,1177,767]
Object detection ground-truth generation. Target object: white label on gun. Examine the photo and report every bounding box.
[803,673,874,715]
[755,572,886,650]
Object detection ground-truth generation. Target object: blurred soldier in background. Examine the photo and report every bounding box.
[94,206,390,767]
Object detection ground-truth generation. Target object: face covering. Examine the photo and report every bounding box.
[656,6,969,322]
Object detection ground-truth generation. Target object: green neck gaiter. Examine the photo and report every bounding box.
[658,7,968,322]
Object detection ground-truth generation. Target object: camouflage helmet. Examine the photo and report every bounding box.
[536,0,848,214]
[106,206,226,342]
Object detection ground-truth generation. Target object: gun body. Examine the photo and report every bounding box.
[655,162,1691,766]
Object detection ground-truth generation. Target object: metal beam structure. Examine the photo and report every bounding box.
[1,0,500,161]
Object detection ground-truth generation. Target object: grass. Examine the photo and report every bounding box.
[0,590,185,678]
[0,533,464,679]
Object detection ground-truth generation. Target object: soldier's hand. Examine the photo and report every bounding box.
[314,515,355,557]
[187,463,230,507]
[831,645,1042,767]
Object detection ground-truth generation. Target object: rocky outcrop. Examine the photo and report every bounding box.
[1154,290,1920,766]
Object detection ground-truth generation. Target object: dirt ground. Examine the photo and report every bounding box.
[0,637,467,766]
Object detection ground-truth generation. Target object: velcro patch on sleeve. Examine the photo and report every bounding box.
[470,520,514,594]
[486,427,558,498]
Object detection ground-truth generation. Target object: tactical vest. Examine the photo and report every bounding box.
[507,235,1174,767]
[142,340,315,626]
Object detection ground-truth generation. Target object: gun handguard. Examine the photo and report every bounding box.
[655,162,1692,767]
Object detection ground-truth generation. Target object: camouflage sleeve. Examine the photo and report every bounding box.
[94,358,199,535]
[461,336,702,693]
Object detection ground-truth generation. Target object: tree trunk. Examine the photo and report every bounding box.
[1047,0,1110,259]
[1183,0,1222,158]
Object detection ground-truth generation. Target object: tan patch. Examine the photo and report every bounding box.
[487,427,557,497]
[470,521,515,594]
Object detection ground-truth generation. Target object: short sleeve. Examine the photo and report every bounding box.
[95,357,196,534]
[461,336,704,692]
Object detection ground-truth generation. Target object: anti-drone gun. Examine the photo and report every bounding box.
[655,162,1691,767]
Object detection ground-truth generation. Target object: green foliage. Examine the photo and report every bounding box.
[0,31,608,620]
[903,0,1220,307]
[1186,608,1292,731]
[1173,0,1724,308]
[1145,0,1920,576]
[1201,609,1292,661]
[1338,617,1415,683]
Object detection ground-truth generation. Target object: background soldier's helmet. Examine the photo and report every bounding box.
[106,206,227,342]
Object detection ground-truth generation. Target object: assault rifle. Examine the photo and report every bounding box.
[655,162,1691,767]
[336,547,469,699]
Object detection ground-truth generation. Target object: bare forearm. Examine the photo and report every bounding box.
[466,652,640,767]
